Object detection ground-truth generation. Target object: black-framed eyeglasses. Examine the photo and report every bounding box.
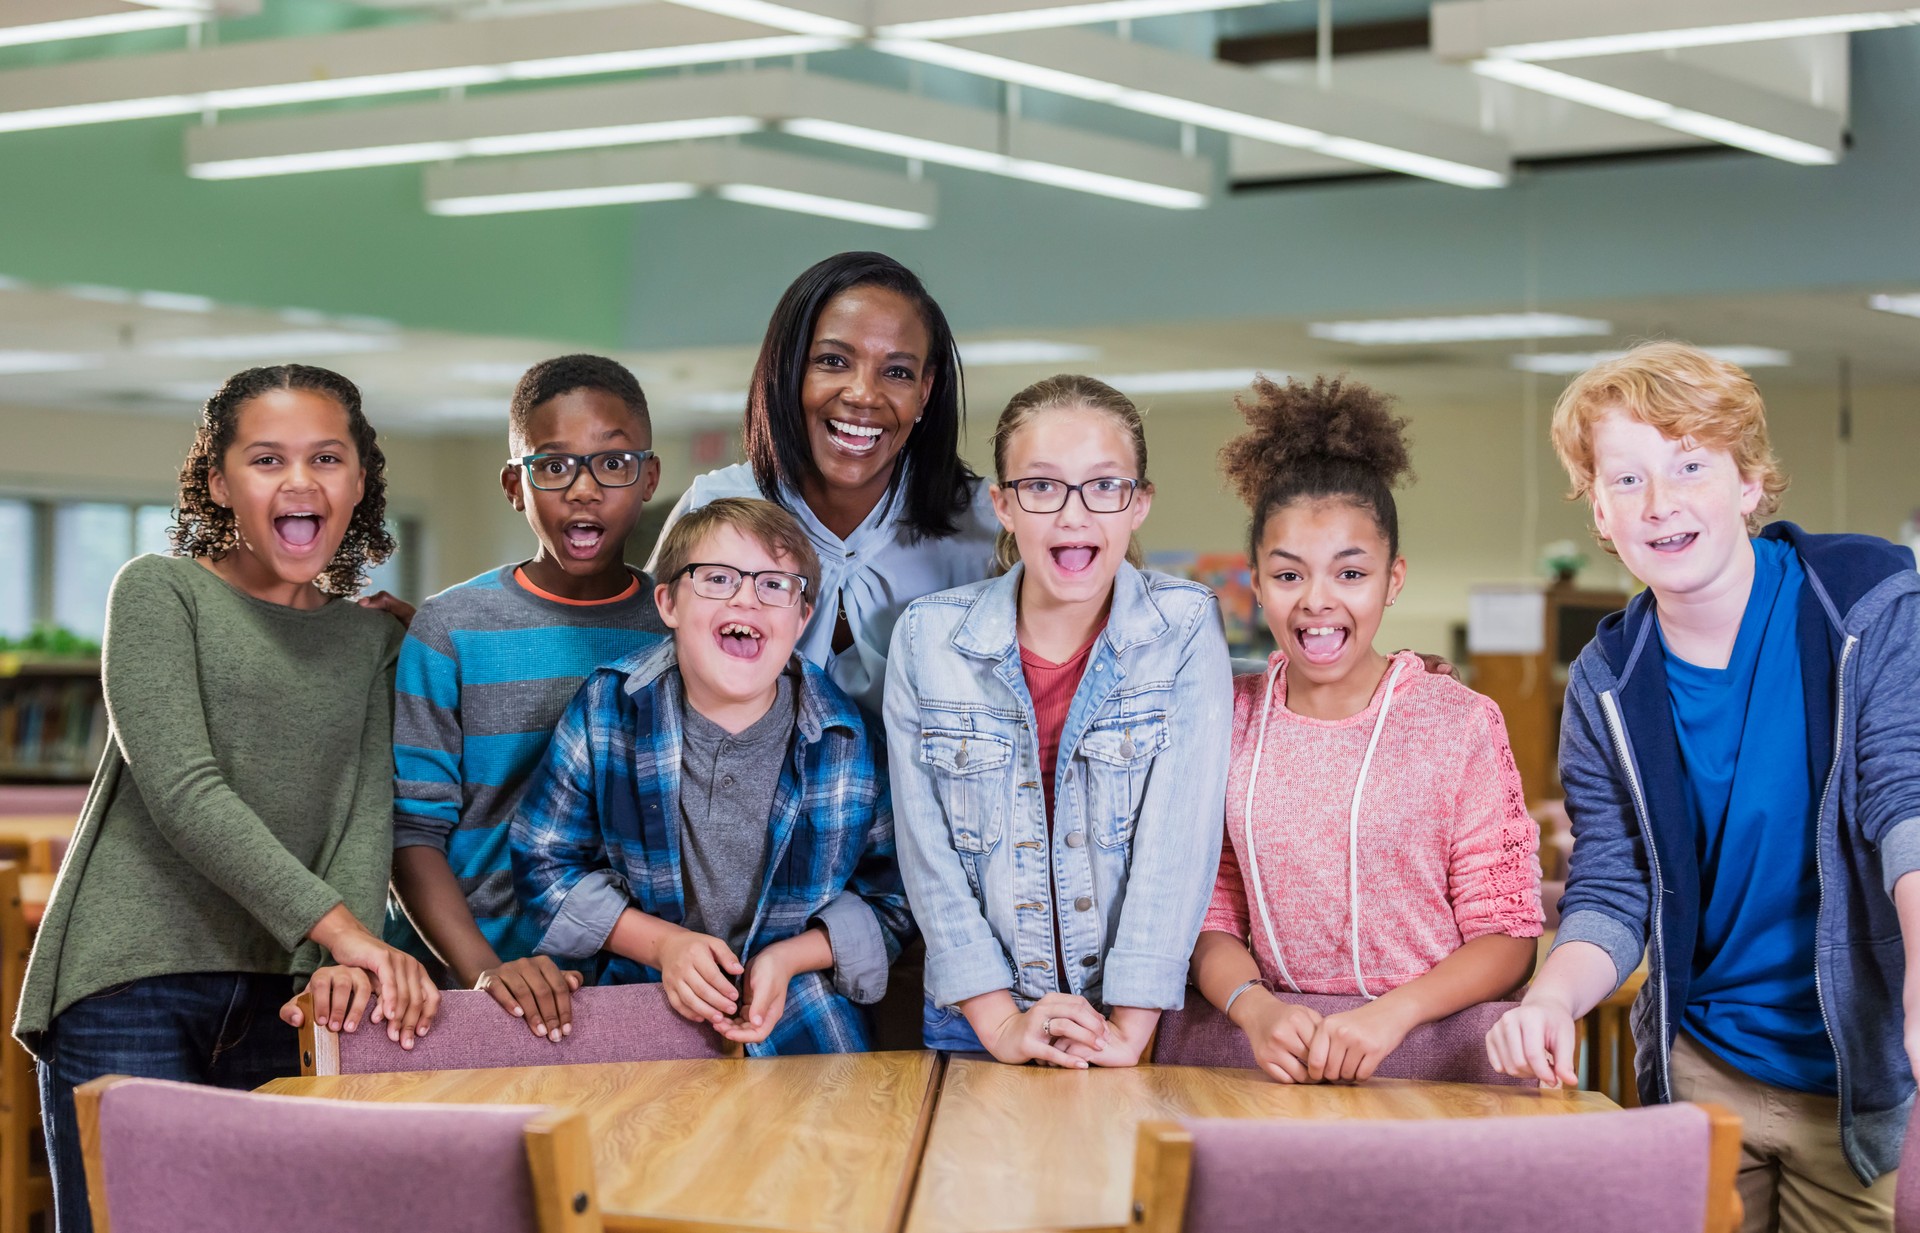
[510,449,656,491]
[675,563,810,608]
[1000,476,1139,514]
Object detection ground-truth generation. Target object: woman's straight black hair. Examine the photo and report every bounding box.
[744,251,974,541]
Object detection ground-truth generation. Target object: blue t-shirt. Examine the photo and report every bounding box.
[1662,536,1834,1095]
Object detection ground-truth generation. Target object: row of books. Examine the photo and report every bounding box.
[0,677,106,782]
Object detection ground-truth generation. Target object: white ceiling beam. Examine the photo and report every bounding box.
[1472,55,1845,163]
[0,6,841,133]
[875,28,1513,187]
[183,66,1210,207]
[1433,0,1920,62]
[423,142,937,229]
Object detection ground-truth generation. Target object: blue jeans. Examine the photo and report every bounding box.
[38,972,300,1233]
[922,997,987,1051]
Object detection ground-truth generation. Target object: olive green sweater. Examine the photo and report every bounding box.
[14,554,402,1048]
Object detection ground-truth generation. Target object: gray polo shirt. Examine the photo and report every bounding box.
[675,671,891,1001]
[678,674,793,954]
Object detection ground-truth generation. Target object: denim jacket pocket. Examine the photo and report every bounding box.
[1078,713,1170,849]
[919,728,1013,854]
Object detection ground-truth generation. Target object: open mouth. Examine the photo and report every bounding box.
[1295,623,1350,666]
[560,519,606,560]
[1648,531,1697,554]
[272,512,323,552]
[826,419,884,456]
[716,620,764,661]
[1049,543,1098,576]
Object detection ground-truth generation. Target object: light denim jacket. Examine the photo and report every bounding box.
[884,562,1233,1016]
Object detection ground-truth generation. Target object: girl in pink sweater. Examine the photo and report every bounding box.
[1190,376,1542,1084]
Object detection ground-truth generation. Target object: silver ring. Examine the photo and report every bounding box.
[1043,1017,1055,1036]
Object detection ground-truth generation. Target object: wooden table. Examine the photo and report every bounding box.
[260,1051,942,1233]
[0,817,74,854]
[905,1059,1618,1233]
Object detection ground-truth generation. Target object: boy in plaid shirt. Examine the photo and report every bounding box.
[510,498,912,1054]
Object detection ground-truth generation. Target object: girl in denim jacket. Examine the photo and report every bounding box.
[885,375,1232,1067]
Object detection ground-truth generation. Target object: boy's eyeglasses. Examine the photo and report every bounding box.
[511,449,656,491]
[1001,476,1139,514]
[675,563,810,608]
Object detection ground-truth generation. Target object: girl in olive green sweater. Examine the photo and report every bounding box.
[15,365,437,1233]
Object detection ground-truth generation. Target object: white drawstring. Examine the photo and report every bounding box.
[1243,656,1406,1001]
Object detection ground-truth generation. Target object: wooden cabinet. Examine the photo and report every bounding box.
[1470,584,1626,803]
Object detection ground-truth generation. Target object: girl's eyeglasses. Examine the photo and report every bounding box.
[511,449,656,491]
[1000,476,1139,514]
[675,563,810,608]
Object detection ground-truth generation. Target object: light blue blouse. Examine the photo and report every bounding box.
[645,462,1001,716]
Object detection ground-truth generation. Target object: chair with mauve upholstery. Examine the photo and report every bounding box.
[74,1075,601,1233]
[1893,1099,1920,1232]
[297,983,739,1076]
[0,787,87,819]
[1129,1102,1742,1233]
[1152,994,1532,1087]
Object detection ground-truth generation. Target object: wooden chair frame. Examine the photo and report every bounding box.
[1128,1102,1744,1233]
[0,862,50,1233]
[74,1075,603,1233]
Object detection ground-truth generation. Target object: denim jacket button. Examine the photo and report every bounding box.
[1065,831,1085,848]
[1074,896,1092,911]
[1080,955,1098,967]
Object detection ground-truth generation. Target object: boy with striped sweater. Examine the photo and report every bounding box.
[387,355,667,1039]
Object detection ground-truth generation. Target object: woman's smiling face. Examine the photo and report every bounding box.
[799,284,934,504]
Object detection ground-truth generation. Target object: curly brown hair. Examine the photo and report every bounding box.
[1218,374,1413,559]
[171,365,395,595]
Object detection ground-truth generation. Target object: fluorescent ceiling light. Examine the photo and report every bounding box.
[779,117,1206,208]
[0,351,102,375]
[876,30,1512,189]
[430,182,701,216]
[1869,293,1920,318]
[1098,368,1279,393]
[1432,0,1920,61]
[191,118,765,179]
[876,0,1265,40]
[658,0,863,37]
[0,7,843,134]
[676,390,751,414]
[448,361,541,384]
[0,6,200,49]
[716,184,933,229]
[1311,312,1612,345]
[142,332,403,360]
[1470,59,1840,165]
[1512,346,1792,375]
[135,290,217,312]
[959,339,1101,365]
[425,143,937,228]
[189,66,1209,210]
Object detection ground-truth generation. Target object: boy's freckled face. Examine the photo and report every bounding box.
[503,388,659,581]
[1587,409,1762,598]
[655,525,811,711]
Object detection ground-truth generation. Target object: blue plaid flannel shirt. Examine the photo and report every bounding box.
[509,639,913,1056]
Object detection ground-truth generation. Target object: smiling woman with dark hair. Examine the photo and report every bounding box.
[648,251,999,717]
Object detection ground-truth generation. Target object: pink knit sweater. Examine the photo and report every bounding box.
[1203,650,1543,996]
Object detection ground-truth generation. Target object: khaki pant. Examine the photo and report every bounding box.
[1668,1032,1895,1233]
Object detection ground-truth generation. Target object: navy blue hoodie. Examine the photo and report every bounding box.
[1553,523,1920,1182]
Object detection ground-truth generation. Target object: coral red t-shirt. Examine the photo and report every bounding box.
[1020,625,1104,829]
